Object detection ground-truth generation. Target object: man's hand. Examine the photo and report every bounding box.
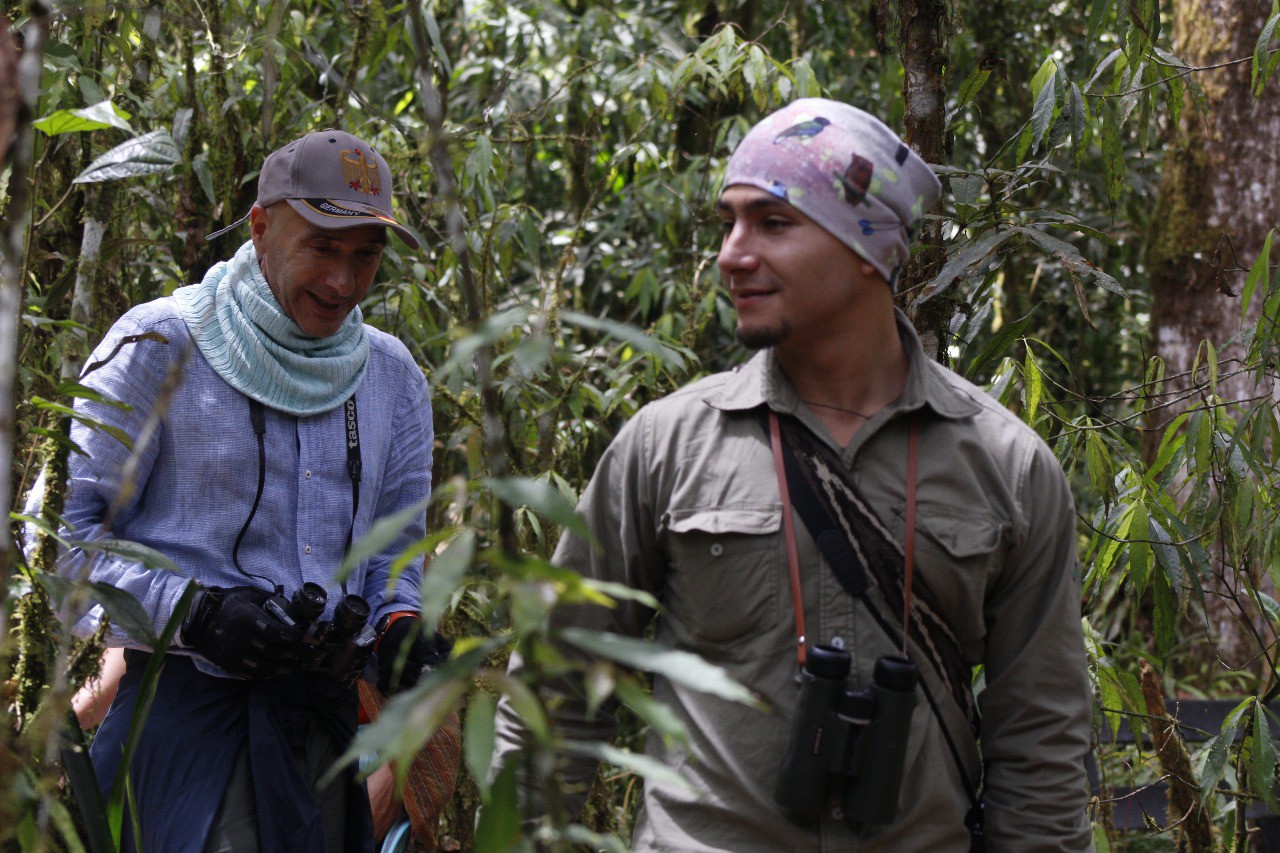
[376,615,451,694]
[180,585,306,678]
[366,763,404,841]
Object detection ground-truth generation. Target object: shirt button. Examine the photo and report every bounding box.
[710,543,724,557]
[304,470,312,479]
[304,545,312,554]
[831,636,845,649]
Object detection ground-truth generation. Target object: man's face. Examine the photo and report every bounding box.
[716,185,870,351]
[249,203,386,338]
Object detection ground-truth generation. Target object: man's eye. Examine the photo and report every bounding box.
[763,218,791,230]
[719,220,735,233]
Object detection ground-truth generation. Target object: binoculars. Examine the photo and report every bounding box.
[264,582,378,686]
[774,644,919,828]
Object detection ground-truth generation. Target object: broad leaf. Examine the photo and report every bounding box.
[74,129,181,184]
[34,100,133,136]
[336,496,430,581]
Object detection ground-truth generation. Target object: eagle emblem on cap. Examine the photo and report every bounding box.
[340,148,381,196]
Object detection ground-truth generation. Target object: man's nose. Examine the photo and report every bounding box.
[717,223,758,274]
[325,261,358,296]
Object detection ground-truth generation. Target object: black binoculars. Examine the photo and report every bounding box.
[773,643,919,828]
[264,582,378,686]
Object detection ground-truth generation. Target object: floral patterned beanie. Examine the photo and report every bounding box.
[722,98,942,289]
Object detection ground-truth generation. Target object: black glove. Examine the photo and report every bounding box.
[376,615,452,694]
[180,585,306,679]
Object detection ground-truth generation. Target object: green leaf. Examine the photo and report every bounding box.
[560,309,688,370]
[1022,350,1043,423]
[336,496,430,582]
[954,65,992,114]
[1029,62,1058,149]
[483,477,590,541]
[1100,102,1124,211]
[65,537,180,573]
[1242,229,1274,320]
[37,573,162,648]
[1199,700,1249,804]
[918,228,1014,306]
[964,303,1036,380]
[419,529,475,629]
[1152,568,1176,666]
[473,763,521,852]
[1128,503,1151,597]
[1253,702,1280,811]
[1069,83,1089,169]
[464,691,497,796]
[34,100,133,136]
[562,740,692,792]
[73,129,181,184]
[616,678,688,745]
[558,628,762,708]
[1252,9,1280,95]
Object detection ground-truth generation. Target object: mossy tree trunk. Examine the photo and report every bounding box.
[1147,0,1280,679]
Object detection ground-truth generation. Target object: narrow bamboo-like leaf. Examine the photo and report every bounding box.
[1030,65,1058,148]
[616,678,688,744]
[1022,351,1043,423]
[955,65,992,113]
[1069,83,1088,169]
[1199,699,1249,804]
[920,229,1014,307]
[483,477,590,541]
[1242,229,1274,320]
[558,628,761,707]
[1100,103,1124,211]
[106,584,196,846]
[419,529,475,629]
[563,740,692,791]
[464,691,497,796]
[65,537,180,573]
[1152,568,1176,666]
[336,496,430,581]
[1089,0,1113,35]
[1252,10,1280,95]
[1254,702,1280,811]
[1128,504,1151,597]
[1149,516,1184,602]
[1144,411,1189,485]
[73,129,180,184]
[473,763,520,851]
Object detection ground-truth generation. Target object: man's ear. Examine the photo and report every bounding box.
[248,204,269,251]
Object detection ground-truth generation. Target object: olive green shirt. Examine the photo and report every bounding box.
[495,314,1092,851]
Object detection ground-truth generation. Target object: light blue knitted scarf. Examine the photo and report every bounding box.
[173,240,368,416]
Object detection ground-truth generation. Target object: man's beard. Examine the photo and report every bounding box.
[736,319,791,350]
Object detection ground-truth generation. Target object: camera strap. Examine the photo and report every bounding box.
[233,396,362,594]
[765,408,986,849]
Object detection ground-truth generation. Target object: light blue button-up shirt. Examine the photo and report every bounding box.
[60,297,433,675]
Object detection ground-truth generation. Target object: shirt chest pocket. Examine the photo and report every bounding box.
[910,508,1006,655]
[663,506,783,656]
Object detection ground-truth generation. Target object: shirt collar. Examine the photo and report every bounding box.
[703,308,983,422]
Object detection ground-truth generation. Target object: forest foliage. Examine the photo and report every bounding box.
[3,0,1280,850]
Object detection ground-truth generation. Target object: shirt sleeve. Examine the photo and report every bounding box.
[978,440,1093,851]
[360,364,433,625]
[491,404,663,819]
[61,312,193,642]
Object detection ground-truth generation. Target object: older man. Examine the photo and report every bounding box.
[62,129,446,852]
[494,100,1092,850]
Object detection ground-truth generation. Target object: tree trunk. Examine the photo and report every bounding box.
[1148,0,1280,674]
[895,0,951,362]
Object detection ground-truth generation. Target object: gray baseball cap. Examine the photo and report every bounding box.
[208,129,419,249]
